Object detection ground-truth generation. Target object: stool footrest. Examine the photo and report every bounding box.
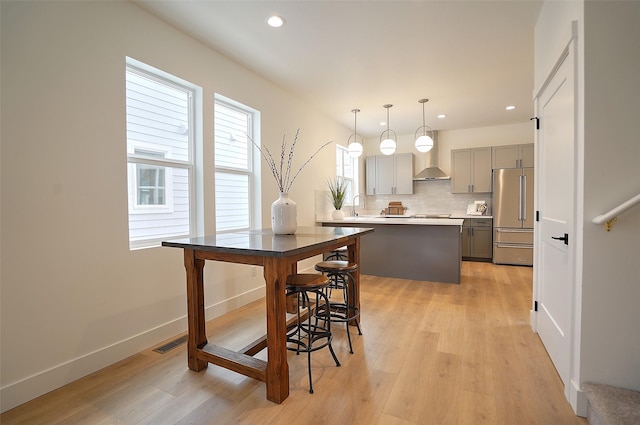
[286,322,333,353]
[314,302,360,323]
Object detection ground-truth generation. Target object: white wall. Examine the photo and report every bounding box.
[0,1,349,411]
[535,0,640,414]
[580,1,640,391]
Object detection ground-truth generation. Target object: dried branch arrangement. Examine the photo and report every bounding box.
[247,129,333,193]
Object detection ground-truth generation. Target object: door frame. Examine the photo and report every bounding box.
[531,23,584,414]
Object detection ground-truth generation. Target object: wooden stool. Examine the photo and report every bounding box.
[286,273,341,394]
[313,260,362,354]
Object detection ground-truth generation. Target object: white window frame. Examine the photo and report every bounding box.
[336,144,359,207]
[128,147,174,213]
[214,94,261,233]
[125,57,202,250]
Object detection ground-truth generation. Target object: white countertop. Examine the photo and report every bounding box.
[319,212,492,226]
[320,216,465,226]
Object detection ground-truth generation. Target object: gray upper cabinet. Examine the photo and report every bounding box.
[492,143,534,168]
[365,156,377,195]
[451,147,492,193]
[375,155,395,194]
[365,153,414,195]
[393,153,414,194]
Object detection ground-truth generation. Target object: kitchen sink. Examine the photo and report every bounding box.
[345,216,387,221]
[410,213,451,219]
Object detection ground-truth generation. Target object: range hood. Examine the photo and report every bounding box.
[413,166,450,180]
[413,131,451,180]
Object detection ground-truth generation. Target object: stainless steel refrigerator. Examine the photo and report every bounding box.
[492,168,534,266]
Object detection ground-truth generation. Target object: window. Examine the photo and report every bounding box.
[125,59,199,249]
[134,149,167,206]
[336,144,359,204]
[214,96,259,232]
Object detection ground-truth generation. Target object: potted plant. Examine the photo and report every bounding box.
[327,177,348,220]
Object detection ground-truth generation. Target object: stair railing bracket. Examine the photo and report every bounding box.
[592,193,639,231]
[604,217,617,232]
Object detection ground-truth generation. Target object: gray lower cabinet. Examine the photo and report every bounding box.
[461,218,493,261]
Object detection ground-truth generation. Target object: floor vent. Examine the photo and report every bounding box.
[153,335,188,354]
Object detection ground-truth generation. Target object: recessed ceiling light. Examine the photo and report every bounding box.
[437,114,447,119]
[380,121,387,126]
[505,105,516,110]
[267,15,285,28]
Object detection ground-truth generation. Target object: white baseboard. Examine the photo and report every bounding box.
[531,312,587,418]
[0,286,265,413]
[530,309,537,331]
[571,379,588,417]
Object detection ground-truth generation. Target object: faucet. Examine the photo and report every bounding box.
[352,194,365,216]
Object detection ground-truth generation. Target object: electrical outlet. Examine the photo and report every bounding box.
[251,266,257,277]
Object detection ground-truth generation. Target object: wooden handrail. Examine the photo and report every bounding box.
[592,193,640,231]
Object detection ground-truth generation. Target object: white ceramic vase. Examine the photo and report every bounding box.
[332,209,345,220]
[271,192,297,234]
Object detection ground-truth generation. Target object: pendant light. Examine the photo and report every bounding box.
[414,98,434,153]
[347,108,363,158]
[379,104,397,155]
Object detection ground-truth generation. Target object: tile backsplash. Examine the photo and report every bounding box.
[362,180,492,216]
[315,180,492,220]
[366,180,492,215]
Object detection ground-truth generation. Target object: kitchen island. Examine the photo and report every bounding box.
[320,216,463,284]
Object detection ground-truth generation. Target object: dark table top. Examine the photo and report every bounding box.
[162,226,374,258]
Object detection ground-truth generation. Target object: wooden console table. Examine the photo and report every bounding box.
[162,226,373,403]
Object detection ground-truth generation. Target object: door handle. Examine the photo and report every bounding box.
[551,233,569,245]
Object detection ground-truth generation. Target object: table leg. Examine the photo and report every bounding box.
[184,249,208,371]
[263,257,290,403]
[347,238,361,327]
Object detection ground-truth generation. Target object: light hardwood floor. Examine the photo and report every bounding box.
[1,262,588,425]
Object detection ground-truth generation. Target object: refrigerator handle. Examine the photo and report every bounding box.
[521,174,527,222]
[518,175,523,221]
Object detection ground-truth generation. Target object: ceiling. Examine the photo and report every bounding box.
[133,0,543,138]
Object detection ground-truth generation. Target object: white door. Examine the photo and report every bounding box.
[535,44,576,394]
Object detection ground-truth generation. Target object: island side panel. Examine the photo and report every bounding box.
[324,223,461,284]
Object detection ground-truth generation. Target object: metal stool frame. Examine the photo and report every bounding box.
[313,261,362,354]
[324,246,348,261]
[286,274,341,394]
